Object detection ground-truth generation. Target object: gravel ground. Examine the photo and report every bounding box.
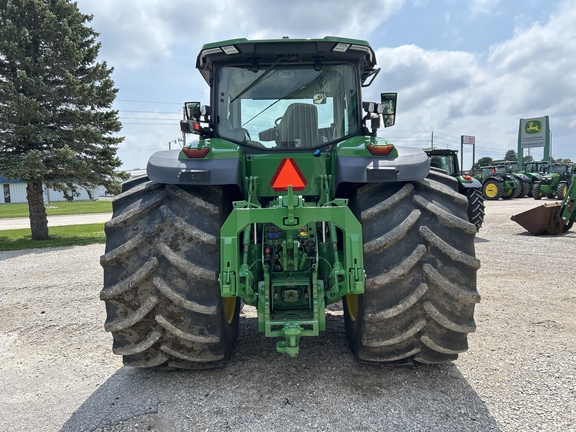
[0,198,575,431]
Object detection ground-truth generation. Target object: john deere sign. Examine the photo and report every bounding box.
[517,115,550,169]
[519,116,548,148]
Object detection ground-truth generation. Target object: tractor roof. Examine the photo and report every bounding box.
[195,36,377,85]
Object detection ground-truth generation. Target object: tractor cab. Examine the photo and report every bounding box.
[181,38,396,152]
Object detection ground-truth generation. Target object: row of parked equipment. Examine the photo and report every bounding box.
[426,150,575,235]
[474,161,574,201]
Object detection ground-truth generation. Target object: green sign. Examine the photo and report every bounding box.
[517,115,550,170]
[519,116,548,148]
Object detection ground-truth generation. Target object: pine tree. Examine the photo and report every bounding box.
[0,0,127,240]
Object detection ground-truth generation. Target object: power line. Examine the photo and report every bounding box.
[119,117,179,120]
[119,110,181,114]
[121,123,176,126]
[117,99,182,105]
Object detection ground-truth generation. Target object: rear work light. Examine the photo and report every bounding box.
[182,147,210,158]
[367,144,395,156]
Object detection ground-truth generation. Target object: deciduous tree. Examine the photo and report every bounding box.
[505,150,517,161]
[473,156,493,170]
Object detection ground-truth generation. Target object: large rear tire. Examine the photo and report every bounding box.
[426,170,484,231]
[344,179,480,364]
[100,179,239,369]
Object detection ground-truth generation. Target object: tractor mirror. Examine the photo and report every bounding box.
[313,93,326,104]
[258,127,277,141]
[381,92,397,127]
[185,101,201,120]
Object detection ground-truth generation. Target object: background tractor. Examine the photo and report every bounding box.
[522,161,548,197]
[426,149,484,230]
[100,37,479,369]
[493,161,531,198]
[532,163,574,200]
[476,165,519,200]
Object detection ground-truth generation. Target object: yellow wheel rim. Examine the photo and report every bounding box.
[223,297,237,324]
[345,294,359,322]
[485,183,498,198]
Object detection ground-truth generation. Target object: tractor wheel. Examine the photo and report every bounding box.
[426,168,458,191]
[465,188,485,231]
[100,179,240,369]
[520,181,530,198]
[483,180,502,200]
[509,178,522,199]
[533,183,543,200]
[344,178,480,364]
[557,182,568,200]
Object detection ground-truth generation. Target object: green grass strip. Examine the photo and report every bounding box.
[0,200,113,218]
[0,223,106,251]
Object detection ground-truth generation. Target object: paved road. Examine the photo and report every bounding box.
[0,213,112,230]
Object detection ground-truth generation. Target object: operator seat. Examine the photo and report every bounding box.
[276,103,318,148]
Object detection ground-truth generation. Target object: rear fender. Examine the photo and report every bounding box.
[457,176,482,189]
[335,144,429,187]
[146,149,244,193]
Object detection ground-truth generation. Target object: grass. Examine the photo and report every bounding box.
[0,200,113,219]
[0,223,106,251]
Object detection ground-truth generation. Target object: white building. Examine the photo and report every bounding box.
[0,176,103,204]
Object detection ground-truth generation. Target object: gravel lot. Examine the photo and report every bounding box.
[1,198,575,431]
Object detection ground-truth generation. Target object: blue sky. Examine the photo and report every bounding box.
[76,0,576,171]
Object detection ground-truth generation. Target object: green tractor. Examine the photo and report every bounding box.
[532,163,574,200]
[101,37,479,369]
[477,165,519,200]
[522,161,548,196]
[493,161,531,198]
[426,149,485,231]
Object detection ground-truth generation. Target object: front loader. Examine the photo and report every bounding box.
[100,37,480,369]
[511,174,576,235]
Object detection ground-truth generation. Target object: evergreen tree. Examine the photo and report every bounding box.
[0,0,127,240]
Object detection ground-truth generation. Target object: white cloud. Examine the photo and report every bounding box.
[77,0,405,69]
[469,0,501,15]
[371,1,576,162]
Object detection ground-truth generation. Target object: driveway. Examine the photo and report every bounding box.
[0,213,112,230]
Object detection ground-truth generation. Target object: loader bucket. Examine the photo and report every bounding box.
[510,202,566,235]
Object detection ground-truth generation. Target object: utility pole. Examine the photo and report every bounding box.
[431,131,434,149]
[182,106,187,146]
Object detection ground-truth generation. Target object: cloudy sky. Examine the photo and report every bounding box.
[75,0,576,171]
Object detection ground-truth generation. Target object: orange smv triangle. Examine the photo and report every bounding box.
[270,158,307,192]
